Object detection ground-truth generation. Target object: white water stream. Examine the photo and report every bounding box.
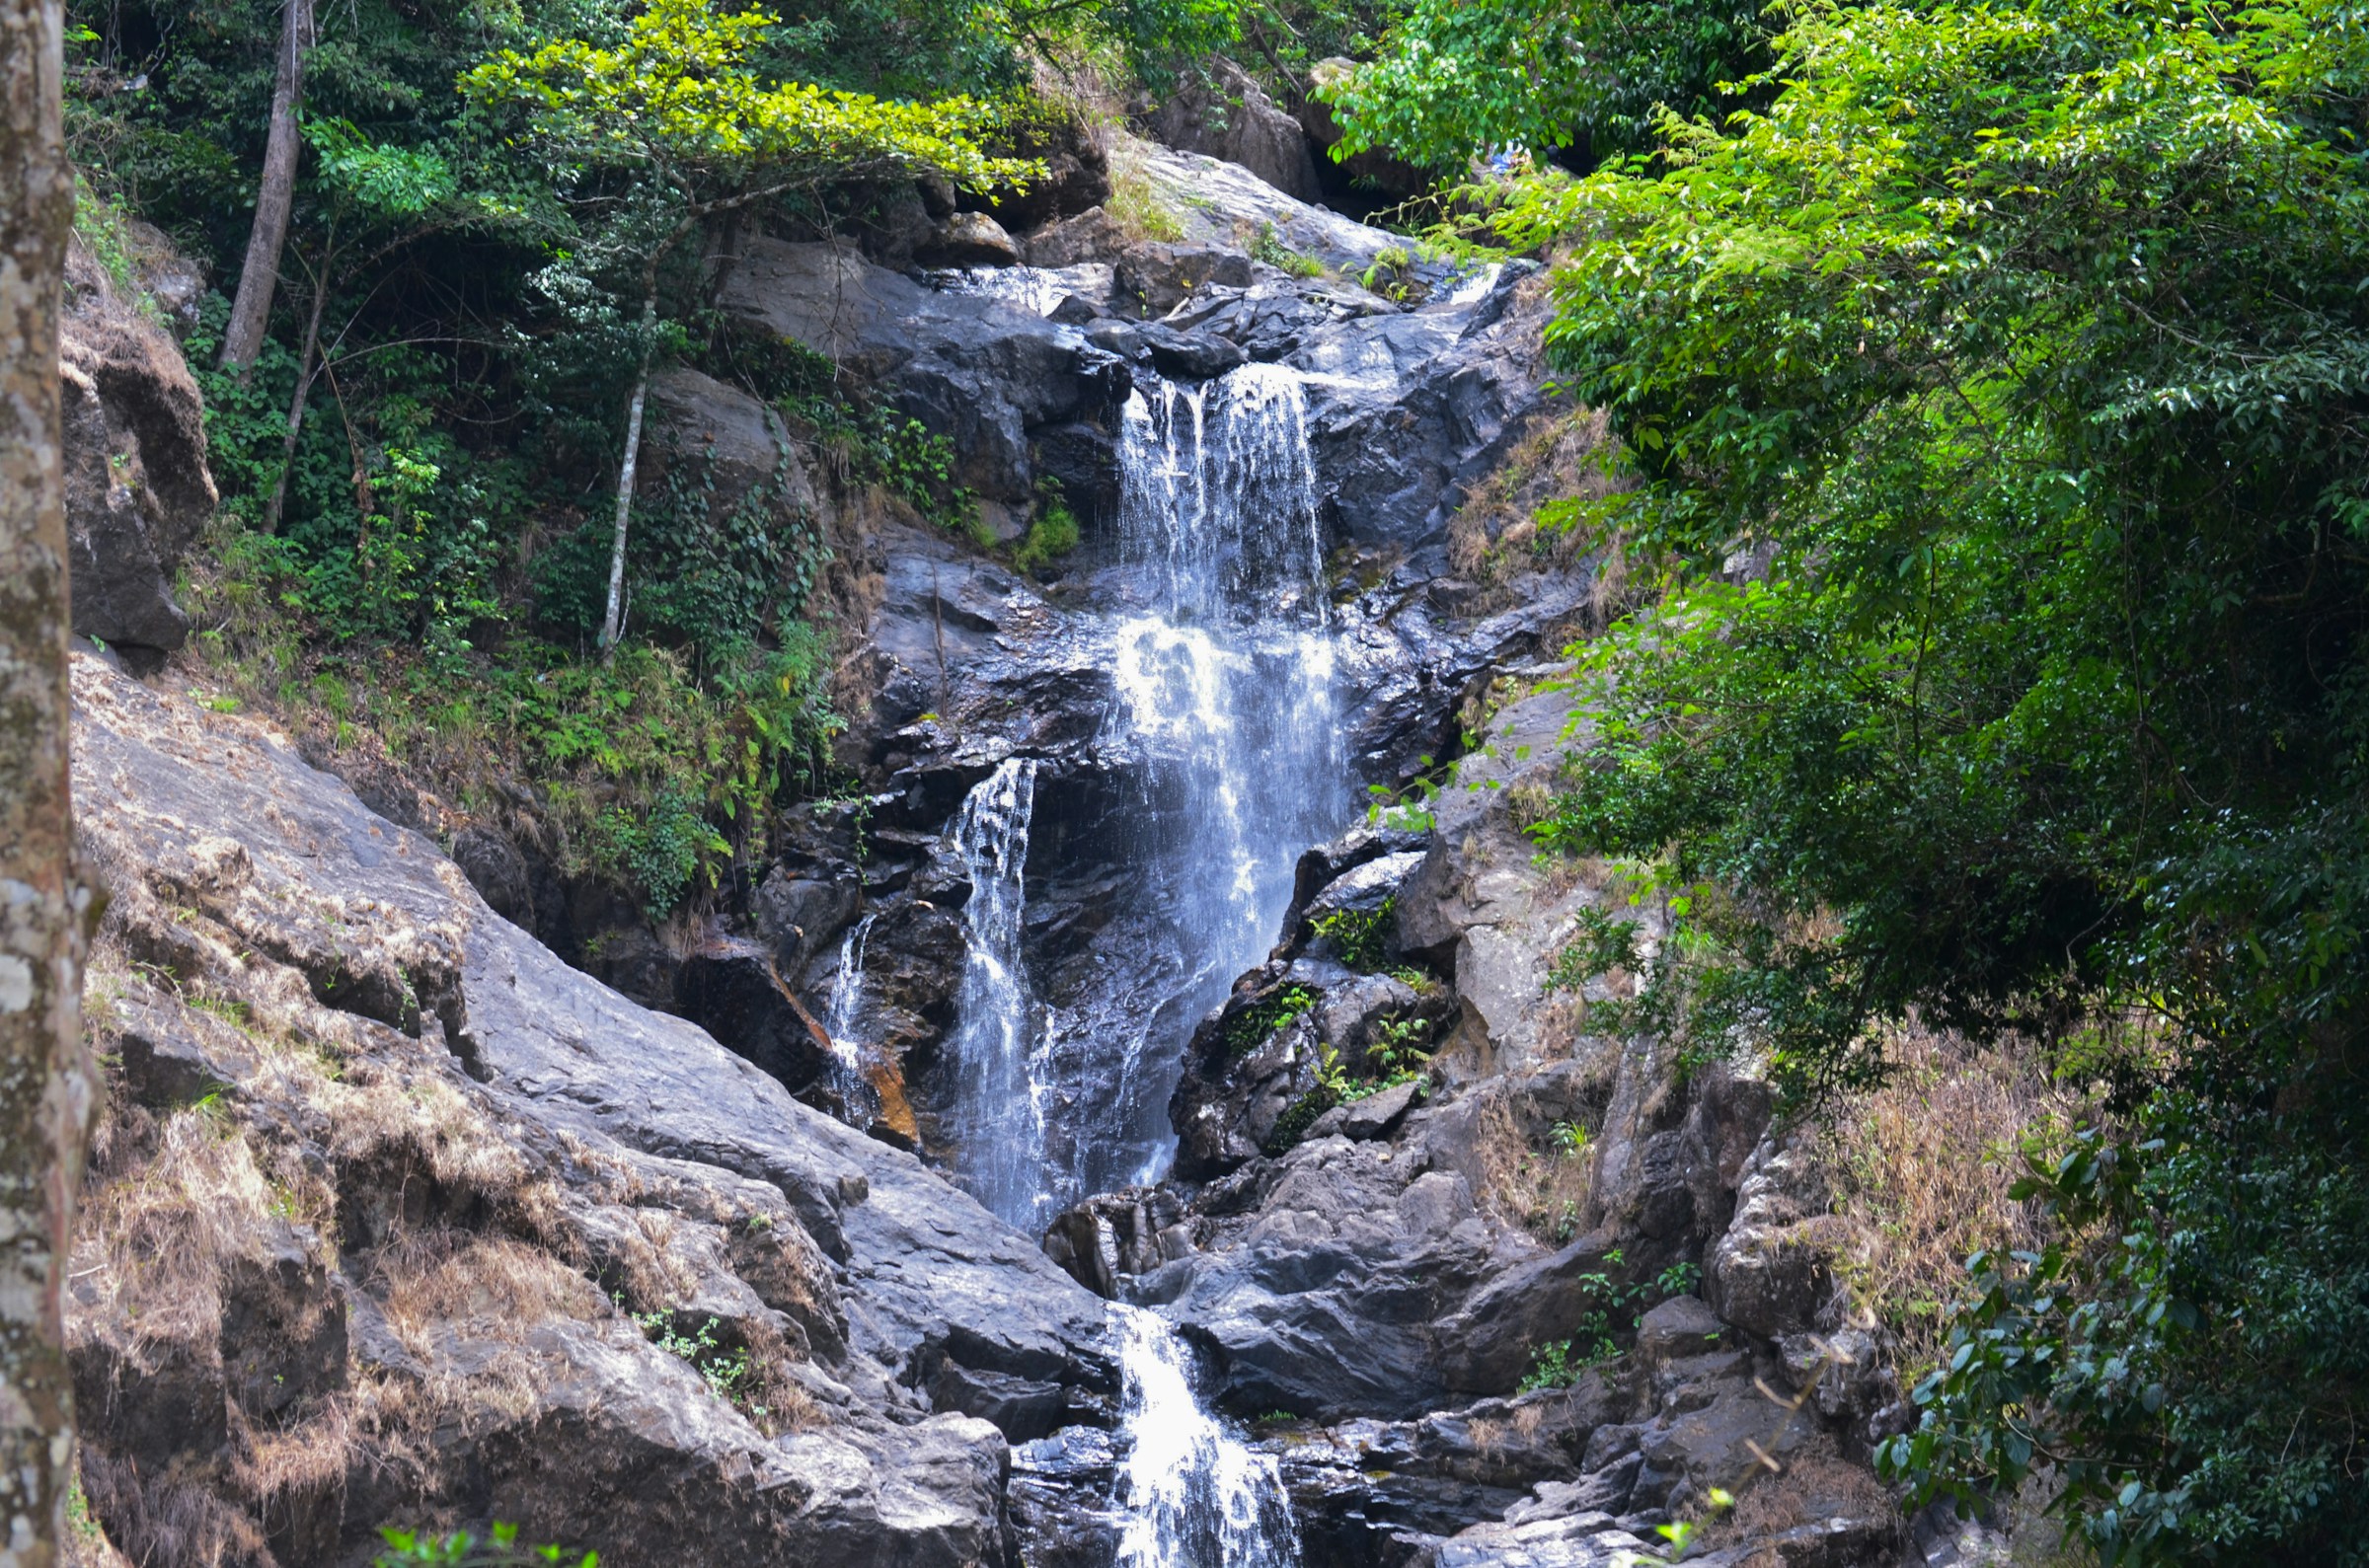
[1111,1305,1300,1568]
[947,363,1345,1230]
[940,344,1339,1565]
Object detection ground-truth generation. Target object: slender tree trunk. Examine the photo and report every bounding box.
[598,290,657,656]
[218,0,315,378]
[261,253,330,532]
[0,0,103,1561]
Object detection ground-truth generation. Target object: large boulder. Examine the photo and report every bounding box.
[717,238,1129,508]
[1147,60,1326,203]
[59,239,216,663]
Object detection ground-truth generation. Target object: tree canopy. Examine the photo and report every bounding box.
[1490,0,2369,1557]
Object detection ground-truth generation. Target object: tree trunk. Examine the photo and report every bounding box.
[0,0,104,1561]
[218,0,315,378]
[260,255,329,532]
[598,291,657,655]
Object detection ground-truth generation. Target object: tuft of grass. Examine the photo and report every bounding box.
[1106,151,1185,243]
[1247,221,1324,278]
[1011,490,1080,575]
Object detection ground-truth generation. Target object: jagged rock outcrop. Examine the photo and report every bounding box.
[68,656,1111,1566]
[60,237,216,665]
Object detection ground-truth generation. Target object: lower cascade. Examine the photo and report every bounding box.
[948,756,1049,1226]
[1110,1305,1300,1568]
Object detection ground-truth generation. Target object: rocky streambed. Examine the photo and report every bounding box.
[62,130,1974,1568]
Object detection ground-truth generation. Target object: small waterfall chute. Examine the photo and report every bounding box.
[1110,1303,1300,1568]
[946,757,1050,1228]
[824,912,877,1068]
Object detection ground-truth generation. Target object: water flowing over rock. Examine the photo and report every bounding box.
[948,757,1051,1227]
[1109,1305,1301,1568]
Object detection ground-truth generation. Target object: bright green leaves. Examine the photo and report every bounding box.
[304,118,458,217]
[459,0,1035,194]
[1320,0,1769,169]
[1526,0,2369,1557]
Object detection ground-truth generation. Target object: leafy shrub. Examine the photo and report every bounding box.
[1313,897,1396,971]
[1520,1251,1702,1386]
[1011,488,1080,574]
[631,1307,758,1408]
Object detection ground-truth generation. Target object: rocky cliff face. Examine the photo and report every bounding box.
[60,234,215,668]
[69,658,1108,1566]
[64,123,1959,1568]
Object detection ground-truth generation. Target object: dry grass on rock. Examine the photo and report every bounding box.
[1821,1024,2083,1375]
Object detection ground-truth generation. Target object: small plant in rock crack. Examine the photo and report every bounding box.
[375,1523,596,1566]
[1339,1013,1432,1101]
[1313,898,1397,972]
[1520,1251,1704,1386]
[1550,1119,1592,1157]
[629,1306,758,1411]
[1226,984,1318,1052]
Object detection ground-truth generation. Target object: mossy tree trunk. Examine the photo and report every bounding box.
[0,0,103,1559]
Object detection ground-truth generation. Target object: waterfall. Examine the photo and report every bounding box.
[1044,364,1345,1196]
[947,757,1050,1228]
[943,362,1346,1225]
[824,913,877,1066]
[1110,1304,1299,1568]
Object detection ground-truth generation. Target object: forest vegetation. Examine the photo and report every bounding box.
[55,0,2369,1562]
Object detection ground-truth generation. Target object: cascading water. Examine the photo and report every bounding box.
[824,913,877,1065]
[1058,364,1345,1194]
[937,343,1337,1563]
[947,757,1052,1226]
[1110,1305,1299,1568]
[945,362,1345,1224]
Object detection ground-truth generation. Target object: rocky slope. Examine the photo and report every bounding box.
[69,653,1114,1565]
[57,110,1983,1568]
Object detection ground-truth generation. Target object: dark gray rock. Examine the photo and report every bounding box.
[1113,243,1257,318]
[918,210,1020,267]
[60,243,215,662]
[450,823,534,926]
[719,239,1128,504]
[1138,322,1249,382]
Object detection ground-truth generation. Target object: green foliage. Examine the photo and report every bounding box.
[1878,1115,2369,1564]
[1011,488,1081,574]
[375,1523,595,1568]
[1520,1251,1703,1388]
[458,0,1038,204]
[1516,0,2369,1557]
[1356,1012,1432,1087]
[1319,0,1768,171]
[630,1307,759,1408]
[599,785,729,920]
[1226,983,1318,1052]
[1312,896,1395,971]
